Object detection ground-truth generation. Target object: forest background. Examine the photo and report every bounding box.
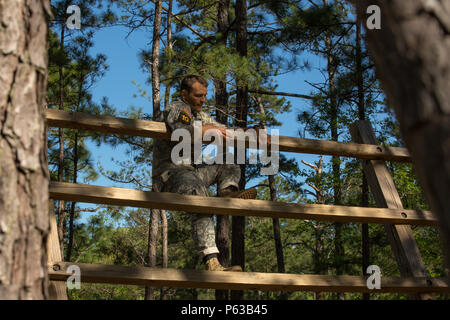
[47,0,448,300]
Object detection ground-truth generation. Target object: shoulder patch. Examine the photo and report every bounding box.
[183,107,192,119]
[179,111,192,125]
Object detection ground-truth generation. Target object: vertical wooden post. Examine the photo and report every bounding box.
[350,120,434,300]
[47,199,68,300]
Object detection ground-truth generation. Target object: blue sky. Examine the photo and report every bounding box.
[81,24,326,187]
[62,13,356,222]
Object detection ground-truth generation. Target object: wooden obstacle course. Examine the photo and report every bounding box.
[46,109,412,162]
[350,121,435,300]
[45,109,449,299]
[48,261,450,294]
[49,181,436,226]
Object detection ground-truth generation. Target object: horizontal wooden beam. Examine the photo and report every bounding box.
[45,109,411,162]
[45,108,169,139]
[49,182,437,226]
[48,262,450,293]
[277,135,411,162]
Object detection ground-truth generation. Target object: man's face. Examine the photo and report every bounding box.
[181,81,207,113]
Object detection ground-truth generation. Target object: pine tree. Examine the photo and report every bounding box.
[0,0,50,299]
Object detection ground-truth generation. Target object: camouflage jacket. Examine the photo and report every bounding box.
[152,99,226,178]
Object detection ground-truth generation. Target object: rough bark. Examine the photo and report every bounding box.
[353,0,450,269]
[0,0,51,299]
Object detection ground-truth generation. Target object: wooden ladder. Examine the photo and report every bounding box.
[350,121,435,300]
[44,111,449,299]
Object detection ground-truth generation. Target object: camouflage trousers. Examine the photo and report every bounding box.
[155,163,241,258]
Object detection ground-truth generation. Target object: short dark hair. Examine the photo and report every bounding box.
[180,75,208,93]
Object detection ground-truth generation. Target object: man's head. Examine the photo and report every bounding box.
[180,75,208,113]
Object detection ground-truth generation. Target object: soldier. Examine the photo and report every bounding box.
[153,75,258,271]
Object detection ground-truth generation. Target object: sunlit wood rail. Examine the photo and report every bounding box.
[48,262,450,294]
[45,109,411,162]
[49,181,437,226]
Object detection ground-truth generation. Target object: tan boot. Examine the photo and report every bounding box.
[219,187,257,200]
[205,257,243,272]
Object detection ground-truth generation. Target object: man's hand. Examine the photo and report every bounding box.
[202,124,233,143]
[202,124,271,146]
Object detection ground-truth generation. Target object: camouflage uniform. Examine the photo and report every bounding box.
[153,99,240,258]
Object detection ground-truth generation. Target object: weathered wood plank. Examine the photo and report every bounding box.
[48,262,450,293]
[45,109,411,162]
[46,200,68,300]
[350,120,434,300]
[277,135,411,162]
[49,181,437,226]
[45,108,169,139]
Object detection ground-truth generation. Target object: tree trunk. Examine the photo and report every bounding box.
[269,176,289,300]
[145,208,159,300]
[255,96,288,300]
[152,0,162,114]
[66,73,84,262]
[160,0,172,301]
[0,0,50,299]
[302,157,326,300]
[353,0,450,269]
[215,0,231,301]
[313,224,325,300]
[355,17,370,301]
[160,209,168,300]
[268,178,284,273]
[66,131,78,262]
[163,0,173,109]
[231,0,248,301]
[146,0,162,300]
[57,4,68,260]
[324,0,344,298]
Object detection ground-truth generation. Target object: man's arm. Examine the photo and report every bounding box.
[164,102,194,135]
[199,111,271,144]
[202,124,271,145]
[199,111,230,140]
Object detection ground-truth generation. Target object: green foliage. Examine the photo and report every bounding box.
[48,0,447,300]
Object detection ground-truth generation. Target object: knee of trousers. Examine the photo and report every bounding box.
[166,180,208,197]
[218,164,241,189]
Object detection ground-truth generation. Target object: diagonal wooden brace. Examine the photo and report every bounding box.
[46,200,68,300]
[350,120,435,300]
